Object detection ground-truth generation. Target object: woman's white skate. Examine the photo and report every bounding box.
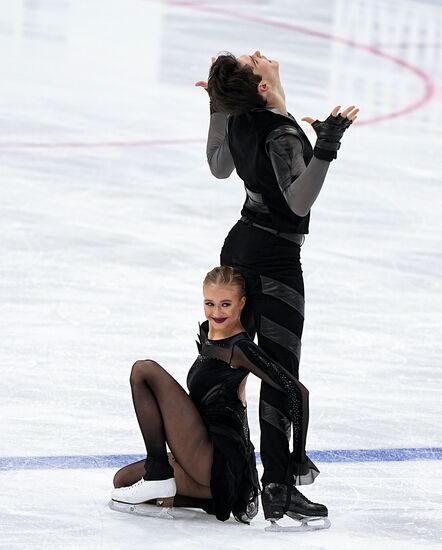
[109,476,176,519]
[265,512,331,532]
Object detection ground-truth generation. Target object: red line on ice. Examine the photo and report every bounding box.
[189,4,435,126]
[0,138,203,149]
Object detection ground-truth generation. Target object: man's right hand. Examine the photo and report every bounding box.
[302,105,359,161]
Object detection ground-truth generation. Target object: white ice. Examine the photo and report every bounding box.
[0,0,441,548]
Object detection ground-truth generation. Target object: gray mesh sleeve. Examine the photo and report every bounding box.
[206,112,235,179]
[266,127,330,217]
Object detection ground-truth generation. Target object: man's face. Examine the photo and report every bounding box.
[237,50,280,83]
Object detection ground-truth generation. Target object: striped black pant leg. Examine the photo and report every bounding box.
[247,272,306,484]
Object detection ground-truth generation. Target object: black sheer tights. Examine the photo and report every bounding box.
[113,360,213,500]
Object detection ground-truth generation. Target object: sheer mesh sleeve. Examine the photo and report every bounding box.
[231,338,319,485]
[206,113,235,179]
[266,126,330,217]
[229,338,309,429]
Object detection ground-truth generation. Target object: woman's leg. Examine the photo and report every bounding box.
[114,359,213,495]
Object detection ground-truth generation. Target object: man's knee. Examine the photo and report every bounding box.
[130,359,159,386]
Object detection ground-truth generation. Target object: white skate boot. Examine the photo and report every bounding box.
[111,477,176,505]
[110,477,176,519]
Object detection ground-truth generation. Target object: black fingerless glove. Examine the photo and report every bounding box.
[312,114,353,161]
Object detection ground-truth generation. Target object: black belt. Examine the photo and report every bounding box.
[240,216,305,245]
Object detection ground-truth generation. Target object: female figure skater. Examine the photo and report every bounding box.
[111,266,327,530]
[195,51,359,522]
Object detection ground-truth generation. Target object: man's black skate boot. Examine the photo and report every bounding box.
[262,483,328,521]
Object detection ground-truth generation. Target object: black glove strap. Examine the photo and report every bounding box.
[313,146,337,162]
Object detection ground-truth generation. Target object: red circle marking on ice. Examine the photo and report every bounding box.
[188,4,435,126]
[0,4,435,149]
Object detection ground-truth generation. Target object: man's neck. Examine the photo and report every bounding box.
[265,85,287,115]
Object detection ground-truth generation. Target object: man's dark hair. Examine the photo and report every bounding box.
[207,52,267,115]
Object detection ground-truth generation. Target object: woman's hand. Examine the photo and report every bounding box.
[195,56,217,90]
[302,105,359,161]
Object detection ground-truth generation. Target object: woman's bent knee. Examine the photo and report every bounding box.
[130,359,160,385]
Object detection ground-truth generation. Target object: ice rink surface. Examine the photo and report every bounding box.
[0,0,441,548]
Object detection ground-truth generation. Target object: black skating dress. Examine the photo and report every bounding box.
[186,321,319,522]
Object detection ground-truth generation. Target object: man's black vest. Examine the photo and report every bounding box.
[228,109,313,234]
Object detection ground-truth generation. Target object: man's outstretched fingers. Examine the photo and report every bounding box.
[303,105,359,125]
[341,105,356,118]
[347,107,360,120]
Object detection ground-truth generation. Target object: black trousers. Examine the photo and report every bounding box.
[221,220,314,485]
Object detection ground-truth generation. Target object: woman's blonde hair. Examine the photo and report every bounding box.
[203,266,246,296]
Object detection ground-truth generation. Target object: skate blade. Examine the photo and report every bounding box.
[265,516,331,532]
[108,499,174,520]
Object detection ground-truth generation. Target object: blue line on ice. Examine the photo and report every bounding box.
[1,448,441,471]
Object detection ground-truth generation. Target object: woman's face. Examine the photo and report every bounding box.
[203,283,246,333]
[237,50,280,82]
